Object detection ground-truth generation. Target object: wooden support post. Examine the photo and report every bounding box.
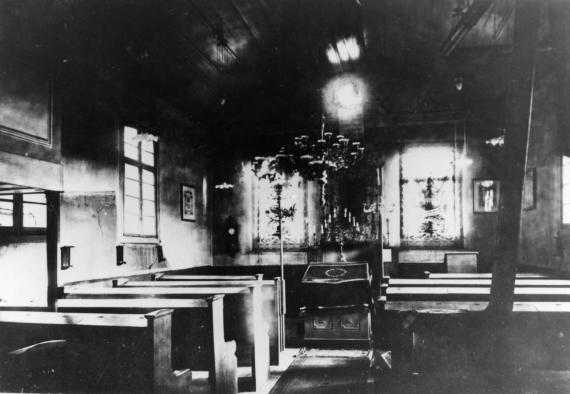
[46,191,60,311]
[249,284,269,391]
[488,0,540,313]
[208,295,238,394]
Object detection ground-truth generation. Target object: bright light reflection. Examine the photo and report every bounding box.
[344,37,360,60]
[323,74,366,121]
[337,42,350,62]
[326,37,360,65]
[326,45,341,64]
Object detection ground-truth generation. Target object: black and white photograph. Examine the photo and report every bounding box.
[181,184,196,222]
[0,0,569,393]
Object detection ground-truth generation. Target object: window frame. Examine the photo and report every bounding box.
[0,192,47,235]
[562,154,570,225]
[252,173,310,251]
[120,125,160,241]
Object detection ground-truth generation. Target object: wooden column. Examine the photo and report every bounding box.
[46,191,60,310]
[488,0,540,313]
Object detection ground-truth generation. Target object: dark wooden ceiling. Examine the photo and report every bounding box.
[0,0,518,140]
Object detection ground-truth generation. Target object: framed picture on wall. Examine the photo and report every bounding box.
[523,167,537,210]
[180,184,196,222]
[473,179,500,213]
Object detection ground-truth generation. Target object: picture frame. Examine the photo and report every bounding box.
[0,60,53,146]
[180,184,196,222]
[473,179,500,213]
[523,167,536,210]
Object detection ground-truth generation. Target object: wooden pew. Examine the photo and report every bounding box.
[424,272,548,279]
[61,284,270,391]
[0,309,191,393]
[155,273,263,281]
[386,287,570,302]
[134,276,285,366]
[389,278,570,287]
[386,301,570,313]
[56,296,237,394]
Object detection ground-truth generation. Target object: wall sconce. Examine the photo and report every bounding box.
[116,245,127,266]
[60,245,74,270]
[156,244,166,263]
[486,129,506,147]
[454,76,463,91]
[214,182,234,190]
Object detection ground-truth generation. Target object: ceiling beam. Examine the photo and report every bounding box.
[225,0,260,46]
[441,0,495,57]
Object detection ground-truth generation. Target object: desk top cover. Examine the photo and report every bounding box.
[301,262,370,284]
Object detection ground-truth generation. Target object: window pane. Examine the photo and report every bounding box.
[0,194,14,200]
[142,216,157,236]
[124,196,140,215]
[142,169,155,185]
[124,126,138,144]
[23,193,46,203]
[124,143,139,161]
[142,184,155,201]
[125,179,140,198]
[0,200,13,226]
[142,151,155,167]
[124,164,140,181]
[124,213,141,234]
[142,200,156,217]
[23,203,46,228]
[141,140,154,154]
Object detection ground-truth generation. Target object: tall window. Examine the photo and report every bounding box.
[400,144,461,247]
[0,193,46,231]
[563,155,570,224]
[122,126,158,237]
[254,173,308,249]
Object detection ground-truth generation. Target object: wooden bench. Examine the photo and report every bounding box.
[148,275,285,366]
[62,284,270,391]
[56,296,237,394]
[386,287,570,302]
[389,278,570,287]
[385,301,570,313]
[0,309,191,393]
[424,272,548,279]
[155,274,263,281]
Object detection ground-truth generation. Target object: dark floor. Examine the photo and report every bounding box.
[269,349,371,394]
[277,308,570,394]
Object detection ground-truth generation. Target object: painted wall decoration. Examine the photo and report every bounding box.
[400,144,462,247]
[181,184,196,222]
[255,173,306,249]
[0,61,52,145]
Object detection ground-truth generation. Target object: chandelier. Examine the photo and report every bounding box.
[253,116,365,182]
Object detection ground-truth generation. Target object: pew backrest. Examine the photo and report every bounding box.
[426,273,548,279]
[389,278,570,287]
[155,274,263,281]
[0,309,192,393]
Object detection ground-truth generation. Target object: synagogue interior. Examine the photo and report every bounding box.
[1,0,570,393]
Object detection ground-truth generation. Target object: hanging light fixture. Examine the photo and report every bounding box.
[253,115,365,182]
